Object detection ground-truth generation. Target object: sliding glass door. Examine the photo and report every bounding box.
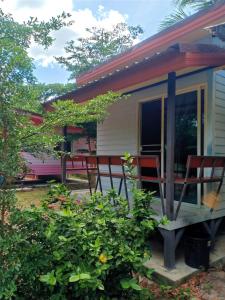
[165,91,199,204]
[141,99,162,194]
[140,88,205,204]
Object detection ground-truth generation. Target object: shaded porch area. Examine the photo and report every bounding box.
[60,43,225,271]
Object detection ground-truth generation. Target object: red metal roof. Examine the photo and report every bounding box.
[43,43,225,109]
[77,0,225,86]
[16,109,83,132]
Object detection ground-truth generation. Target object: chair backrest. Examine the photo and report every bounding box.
[97,155,122,166]
[186,155,225,179]
[85,156,98,165]
[66,155,85,163]
[136,155,160,168]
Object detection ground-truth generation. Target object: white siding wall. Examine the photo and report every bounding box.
[97,70,210,196]
[213,70,225,207]
[97,97,138,155]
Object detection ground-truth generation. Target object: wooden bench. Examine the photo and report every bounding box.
[85,156,129,201]
[66,155,164,207]
[66,155,164,211]
[174,155,225,219]
[134,156,165,214]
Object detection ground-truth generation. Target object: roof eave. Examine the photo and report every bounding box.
[77,0,225,86]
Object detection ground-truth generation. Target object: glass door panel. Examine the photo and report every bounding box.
[165,91,198,204]
[140,90,204,205]
[141,99,162,193]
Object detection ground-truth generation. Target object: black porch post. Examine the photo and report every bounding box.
[163,72,176,270]
[61,126,67,184]
[166,72,176,221]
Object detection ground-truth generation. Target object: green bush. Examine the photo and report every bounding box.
[0,158,163,299]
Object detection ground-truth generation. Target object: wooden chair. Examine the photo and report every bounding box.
[174,155,225,219]
[65,155,95,194]
[135,155,165,214]
[86,155,129,201]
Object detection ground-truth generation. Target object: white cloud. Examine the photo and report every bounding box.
[1,0,128,67]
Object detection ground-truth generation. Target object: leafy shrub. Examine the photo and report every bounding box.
[0,156,163,299]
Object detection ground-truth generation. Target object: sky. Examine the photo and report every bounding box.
[1,0,175,84]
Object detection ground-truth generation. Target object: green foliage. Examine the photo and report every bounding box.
[0,6,122,226]
[0,9,72,49]
[0,173,159,299]
[159,0,218,30]
[173,0,217,11]
[0,6,72,187]
[42,181,72,208]
[31,83,76,107]
[56,23,143,79]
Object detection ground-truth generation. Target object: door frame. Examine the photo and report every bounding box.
[138,83,207,207]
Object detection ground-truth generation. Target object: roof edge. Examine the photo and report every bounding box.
[77,0,225,86]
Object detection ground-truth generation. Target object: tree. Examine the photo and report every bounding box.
[0,8,122,225]
[27,83,76,113]
[55,23,142,151]
[159,0,218,30]
[56,23,143,79]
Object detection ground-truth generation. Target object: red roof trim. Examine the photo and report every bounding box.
[77,1,225,86]
[44,48,225,110]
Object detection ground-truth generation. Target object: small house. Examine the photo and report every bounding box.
[44,1,225,272]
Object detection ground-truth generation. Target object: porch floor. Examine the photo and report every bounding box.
[145,230,225,285]
[151,198,225,230]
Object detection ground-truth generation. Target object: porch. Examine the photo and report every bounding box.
[63,153,225,273]
[59,43,225,271]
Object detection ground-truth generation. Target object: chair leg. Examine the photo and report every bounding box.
[86,171,93,195]
[118,178,123,195]
[94,176,99,193]
[158,182,165,215]
[98,175,103,193]
[210,180,224,212]
[123,177,129,202]
[175,183,188,220]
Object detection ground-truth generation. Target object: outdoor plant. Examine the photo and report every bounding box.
[42,180,72,207]
[0,155,163,299]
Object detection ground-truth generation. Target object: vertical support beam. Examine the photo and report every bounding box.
[160,229,176,270]
[61,126,67,184]
[166,72,176,220]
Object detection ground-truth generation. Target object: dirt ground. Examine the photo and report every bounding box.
[142,265,225,299]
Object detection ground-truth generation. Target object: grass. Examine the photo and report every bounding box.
[16,187,48,209]
[15,180,89,209]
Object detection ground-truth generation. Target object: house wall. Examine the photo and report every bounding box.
[212,69,225,208]
[97,69,212,196]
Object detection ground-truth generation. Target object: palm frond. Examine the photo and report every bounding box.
[174,0,217,11]
[160,0,218,31]
[159,8,190,31]
[192,0,218,11]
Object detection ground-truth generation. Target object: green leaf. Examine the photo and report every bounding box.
[69,274,80,282]
[45,227,52,238]
[98,283,105,290]
[130,279,142,291]
[53,250,64,260]
[58,235,68,242]
[120,278,131,289]
[40,271,56,286]
[58,209,74,217]
[79,273,91,280]
[120,278,142,291]
[69,273,91,282]
[146,268,154,279]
